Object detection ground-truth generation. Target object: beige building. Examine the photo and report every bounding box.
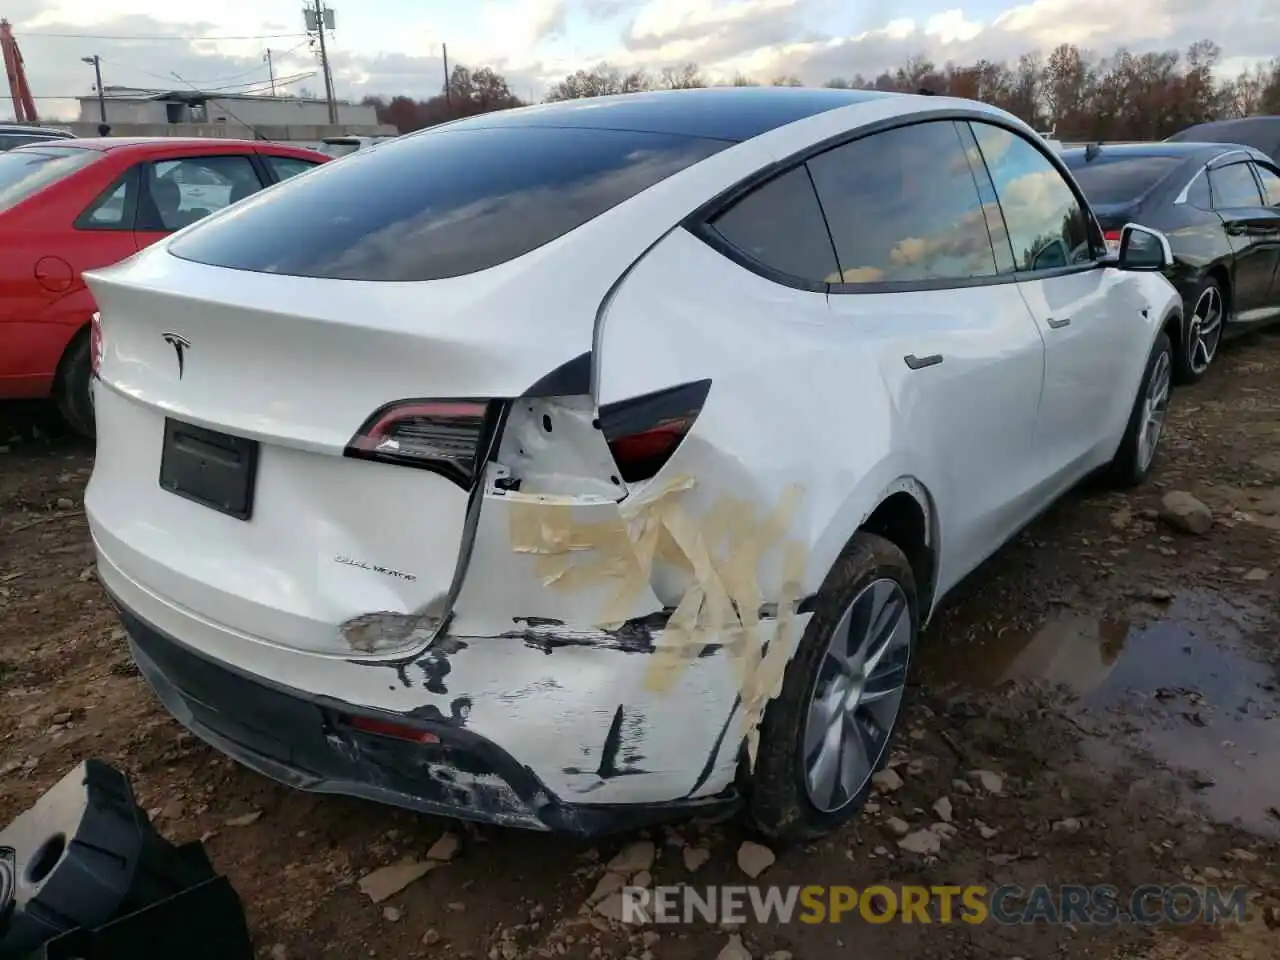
[72,87,395,147]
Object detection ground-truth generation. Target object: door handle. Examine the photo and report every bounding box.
[904,354,943,370]
[1047,316,1071,329]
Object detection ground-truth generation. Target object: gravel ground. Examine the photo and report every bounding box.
[2,330,1278,960]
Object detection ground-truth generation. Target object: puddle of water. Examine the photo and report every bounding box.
[924,592,1280,836]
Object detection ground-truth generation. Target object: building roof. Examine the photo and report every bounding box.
[87,86,355,106]
[438,86,895,143]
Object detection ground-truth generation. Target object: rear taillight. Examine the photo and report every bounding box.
[342,714,440,744]
[1104,231,1122,256]
[345,399,502,489]
[89,311,103,377]
[599,380,710,484]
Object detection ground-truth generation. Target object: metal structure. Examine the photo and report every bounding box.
[82,54,107,123]
[303,1,338,124]
[0,18,37,122]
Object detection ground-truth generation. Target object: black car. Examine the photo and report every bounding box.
[1062,141,1280,383]
[1167,116,1280,165]
[0,123,75,151]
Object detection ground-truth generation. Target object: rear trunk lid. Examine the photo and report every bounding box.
[84,251,595,659]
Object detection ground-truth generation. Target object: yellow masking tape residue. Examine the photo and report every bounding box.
[506,474,810,769]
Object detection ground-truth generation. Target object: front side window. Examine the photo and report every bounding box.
[1251,163,1280,206]
[266,155,320,182]
[170,126,727,282]
[1209,162,1262,209]
[139,155,264,231]
[970,122,1094,272]
[708,166,839,285]
[806,120,998,286]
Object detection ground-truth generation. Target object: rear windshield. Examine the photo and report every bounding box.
[0,147,99,212]
[169,125,728,281]
[1065,155,1183,206]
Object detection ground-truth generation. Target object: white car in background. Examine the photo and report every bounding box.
[84,88,1181,841]
[317,134,395,158]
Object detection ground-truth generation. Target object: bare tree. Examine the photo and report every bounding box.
[658,63,705,89]
[544,62,652,100]
[367,42,1280,141]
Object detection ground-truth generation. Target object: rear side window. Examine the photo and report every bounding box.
[1209,163,1262,208]
[0,147,99,213]
[171,126,727,281]
[807,120,998,286]
[708,167,839,285]
[1065,155,1182,206]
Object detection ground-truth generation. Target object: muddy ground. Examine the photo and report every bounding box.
[2,332,1278,960]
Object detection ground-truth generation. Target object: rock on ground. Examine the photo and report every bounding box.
[737,841,776,879]
[1159,490,1213,535]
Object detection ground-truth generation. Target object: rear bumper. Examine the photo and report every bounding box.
[113,597,737,836]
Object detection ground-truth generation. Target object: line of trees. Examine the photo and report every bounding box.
[361,41,1280,142]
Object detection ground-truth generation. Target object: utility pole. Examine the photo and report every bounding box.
[305,0,338,124]
[81,54,106,123]
[264,48,276,96]
[442,42,451,109]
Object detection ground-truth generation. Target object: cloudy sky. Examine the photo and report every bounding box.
[7,0,1278,121]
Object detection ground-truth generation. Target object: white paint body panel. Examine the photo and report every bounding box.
[84,92,1181,818]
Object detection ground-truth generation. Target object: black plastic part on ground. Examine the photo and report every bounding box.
[0,759,253,959]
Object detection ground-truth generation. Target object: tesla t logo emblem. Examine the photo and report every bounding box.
[162,332,191,379]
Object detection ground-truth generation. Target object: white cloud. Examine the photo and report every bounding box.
[6,0,1278,121]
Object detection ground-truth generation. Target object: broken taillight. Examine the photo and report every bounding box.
[599,379,711,484]
[344,399,502,489]
[342,714,441,744]
[89,311,103,377]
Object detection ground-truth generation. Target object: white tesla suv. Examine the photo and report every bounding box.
[84,88,1181,841]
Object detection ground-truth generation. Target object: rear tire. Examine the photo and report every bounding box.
[748,532,918,844]
[54,332,95,440]
[1108,330,1172,488]
[1174,277,1225,385]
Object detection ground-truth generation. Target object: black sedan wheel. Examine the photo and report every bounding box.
[1176,279,1225,384]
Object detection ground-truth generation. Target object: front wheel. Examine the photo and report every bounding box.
[1174,279,1225,384]
[1108,330,1172,488]
[748,532,917,843]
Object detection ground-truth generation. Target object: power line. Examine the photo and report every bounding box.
[1,71,317,100]
[20,31,308,41]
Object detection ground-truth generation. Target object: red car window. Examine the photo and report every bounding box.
[0,146,99,213]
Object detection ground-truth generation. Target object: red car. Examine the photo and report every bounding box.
[0,137,329,436]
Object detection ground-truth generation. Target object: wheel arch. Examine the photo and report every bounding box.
[1204,263,1232,316]
[809,476,940,625]
[858,482,939,621]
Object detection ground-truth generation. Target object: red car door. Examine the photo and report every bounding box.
[0,148,137,398]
